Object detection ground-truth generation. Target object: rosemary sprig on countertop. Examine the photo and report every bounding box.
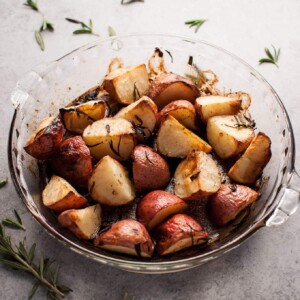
[66,18,99,36]
[108,26,116,37]
[121,0,144,5]
[2,210,25,231]
[0,177,8,188]
[0,218,72,299]
[185,19,206,33]
[259,46,280,67]
[23,0,39,11]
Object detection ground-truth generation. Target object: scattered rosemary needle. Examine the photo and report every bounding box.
[0,177,8,188]
[121,0,144,4]
[185,19,206,33]
[2,210,25,231]
[259,46,280,67]
[66,18,99,36]
[35,19,54,51]
[23,0,39,11]
[108,26,116,37]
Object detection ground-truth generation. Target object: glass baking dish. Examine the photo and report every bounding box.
[8,34,300,273]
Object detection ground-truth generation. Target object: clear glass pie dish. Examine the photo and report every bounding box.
[8,34,300,274]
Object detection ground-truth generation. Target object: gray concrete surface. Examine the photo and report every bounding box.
[0,0,300,299]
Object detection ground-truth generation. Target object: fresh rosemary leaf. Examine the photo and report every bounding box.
[0,177,8,188]
[57,285,73,293]
[66,17,98,36]
[259,46,280,67]
[28,243,36,263]
[108,26,116,37]
[65,18,82,24]
[14,210,22,225]
[28,282,39,300]
[23,0,39,11]
[73,29,92,34]
[121,0,144,4]
[185,19,206,33]
[35,30,45,51]
[39,253,44,278]
[2,218,25,231]
[40,20,54,32]
[0,258,28,271]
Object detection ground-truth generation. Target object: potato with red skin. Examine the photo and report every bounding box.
[154,214,209,256]
[133,145,170,191]
[156,100,198,131]
[148,73,200,109]
[50,136,92,187]
[24,117,63,160]
[94,219,154,258]
[136,190,188,231]
[208,184,260,227]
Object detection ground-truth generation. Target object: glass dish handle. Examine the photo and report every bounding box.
[266,170,300,227]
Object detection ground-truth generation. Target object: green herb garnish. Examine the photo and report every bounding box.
[185,19,206,33]
[108,26,116,37]
[35,20,54,51]
[0,177,8,188]
[121,0,144,4]
[23,0,39,11]
[66,18,99,36]
[259,46,280,67]
[2,210,25,231]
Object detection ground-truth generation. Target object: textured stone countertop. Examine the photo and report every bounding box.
[0,0,299,299]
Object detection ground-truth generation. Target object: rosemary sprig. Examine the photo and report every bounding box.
[108,26,116,37]
[66,18,99,36]
[23,0,39,11]
[259,46,280,67]
[0,177,8,188]
[0,223,72,299]
[121,0,144,4]
[185,19,206,33]
[2,210,25,231]
[35,19,54,51]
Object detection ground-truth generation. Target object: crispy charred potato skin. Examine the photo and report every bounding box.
[174,151,221,200]
[228,132,271,184]
[60,100,108,134]
[50,136,93,187]
[114,96,157,142]
[148,73,200,109]
[157,115,212,158]
[206,115,255,159]
[208,184,259,227]
[88,155,135,206]
[136,190,188,231]
[195,96,242,123]
[24,117,64,160]
[42,175,87,212]
[94,219,154,258]
[156,100,198,131]
[83,117,136,161]
[154,214,209,256]
[58,204,102,240]
[132,145,170,191]
[104,64,149,105]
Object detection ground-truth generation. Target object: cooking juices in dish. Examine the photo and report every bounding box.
[23,48,271,258]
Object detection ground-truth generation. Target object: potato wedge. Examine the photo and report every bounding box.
[154,214,208,256]
[60,100,108,134]
[195,96,242,123]
[174,151,221,200]
[156,100,197,131]
[94,219,154,258]
[58,204,102,239]
[42,175,87,212]
[50,136,93,187]
[83,117,136,161]
[148,73,200,109]
[133,145,170,191]
[228,132,271,184]
[157,115,212,158]
[136,190,188,231]
[88,155,135,206]
[24,117,63,160]
[104,64,149,105]
[208,184,259,227]
[206,115,255,159]
[114,96,157,141]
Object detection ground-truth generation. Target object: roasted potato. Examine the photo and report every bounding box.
[42,175,87,212]
[136,190,188,231]
[114,96,157,141]
[50,136,93,187]
[157,115,212,158]
[156,100,197,131]
[206,115,255,159]
[195,96,242,123]
[60,100,108,134]
[132,145,170,191]
[24,117,63,160]
[148,73,200,109]
[174,151,221,200]
[88,155,135,206]
[208,184,259,227]
[58,204,102,239]
[228,132,271,184]
[94,219,154,258]
[83,117,136,161]
[154,214,209,256]
[104,64,149,105]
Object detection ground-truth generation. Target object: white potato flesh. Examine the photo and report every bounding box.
[174,151,221,200]
[88,155,135,206]
[157,115,211,158]
[206,115,255,159]
[104,64,149,105]
[162,237,207,255]
[114,96,157,141]
[228,132,271,184]
[83,117,136,161]
[195,96,242,123]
